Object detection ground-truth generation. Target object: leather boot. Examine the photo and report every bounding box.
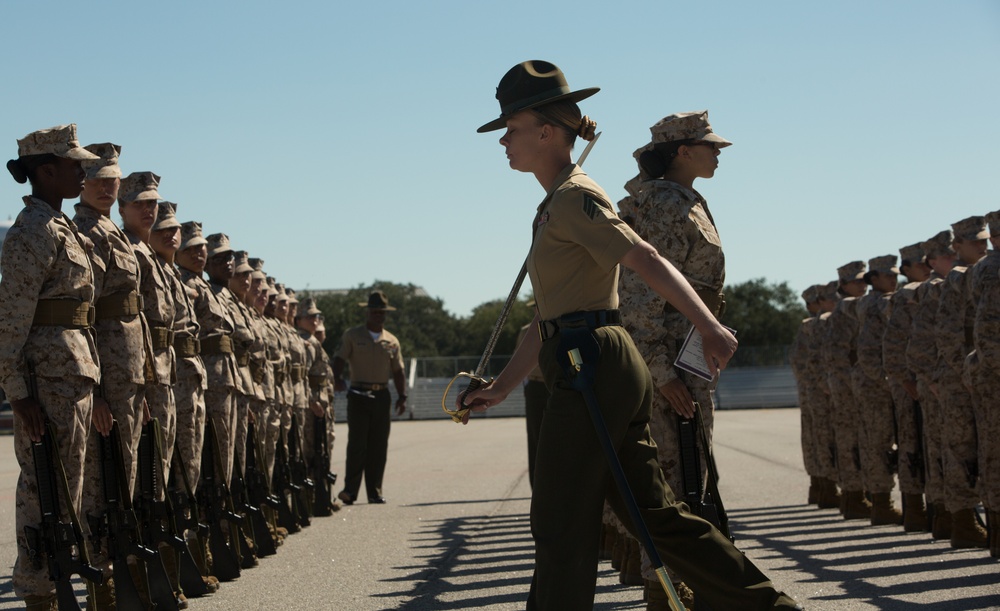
[128,560,152,609]
[619,539,644,586]
[611,532,624,571]
[89,576,116,610]
[931,503,952,540]
[839,487,849,516]
[902,493,929,532]
[818,478,841,509]
[870,492,904,526]
[23,595,56,611]
[950,507,988,549]
[808,476,819,505]
[159,545,189,609]
[843,490,871,520]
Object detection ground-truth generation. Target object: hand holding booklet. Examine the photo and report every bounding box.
[673,325,737,382]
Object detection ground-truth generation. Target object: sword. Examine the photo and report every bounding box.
[442,133,602,423]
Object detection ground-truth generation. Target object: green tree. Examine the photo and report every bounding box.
[720,278,807,347]
[456,296,537,357]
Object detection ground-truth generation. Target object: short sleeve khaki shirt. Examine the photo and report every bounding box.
[336,325,403,385]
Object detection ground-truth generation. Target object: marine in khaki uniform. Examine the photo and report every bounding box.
[2,125,102,608]
[463,60,799,611]
[883,242,932,532]
[823,261,870,519]
[333,291,407,505]
[905,230,957,539]
[934,216,989,548]
[120,171,178,484]
[970,210,1000,556]
[853,255,903,525]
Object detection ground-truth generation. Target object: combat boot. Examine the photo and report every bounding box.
[23,595,56,611]
[619,539,644,586]
[870,492,903,526]
[842,490,871,520]
[808,476,819,505]
[931,503,952,540]
[838,488,848,516]
[817,478,841,509]
[990,510,1000,558]
[611,531,624,571]
[902,493,928,532]
[598,523,614,561]
[159,545,189,609]
[950,507,988,549]
[89,576,116,610]
[645,578,694,611]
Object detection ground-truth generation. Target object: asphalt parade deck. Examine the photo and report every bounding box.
[1,408,997,610]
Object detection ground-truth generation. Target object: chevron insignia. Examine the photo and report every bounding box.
[583,195,599,220]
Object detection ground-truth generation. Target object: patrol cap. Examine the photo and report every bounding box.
[359,290,397,311]
[986,209,1000,237]
[478,60,599,133]
[16,124,99,160]
[179,221,208,250]
[286,288,299,305]
[232,250,253,274]
[205,233,233,257]
[651,111,731,147]
[248,257,266,280]
[864,255,899,283]
[296,297,322,318]
[922,230,955,259]
[274,283,289,303]
[800,285,819,304]
[119,171,161,204]
[819,281,840,302]
[265,276,279,298]
[81,143,122,179]
[152,201,181,232]
[837,261,866,283]
[951,215,989,241]
[898,242,925,266]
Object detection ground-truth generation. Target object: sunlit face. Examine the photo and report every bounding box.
[901,260,930,282]
[81,176,120,211]
[149,226,180,258]
[120,199,158,234]
[498,111,546,173]
[229,270,251,297]
[955,238,987,265]
[206,250,235,283]
[275,300,289,319]
[927,252,956,276]
[177,243,207,274]
[680,141,722,179]
[871,271,899,293]
[297,313,320,333]
[841,278,867,298]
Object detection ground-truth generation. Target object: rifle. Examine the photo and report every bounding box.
[288,412,314,525]
[24,421,104,611]
[311,412,337,517]
[197,419,242,582]
[243,421,280,556]
[694,402,732,542]
[167,438,212,598]
[271,426,302,533]
[229,447,262,568]
[133,420,180,611]
[87,421,156,611]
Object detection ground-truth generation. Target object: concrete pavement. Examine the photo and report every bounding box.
[0,408,997,609]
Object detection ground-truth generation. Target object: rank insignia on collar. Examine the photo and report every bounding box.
[536,212,550,227]
[583,195,599,220]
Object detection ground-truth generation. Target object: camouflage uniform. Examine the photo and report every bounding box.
[808,302,840,486]
[790,294,819,482]
[971,236,1000,517]
[222,250,260,478]
[298,322,328,468]
[2,190,101,598]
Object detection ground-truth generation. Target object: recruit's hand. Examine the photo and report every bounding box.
[310,400,325,418]
[92,396,113,436]
[700,323,737,377]
[659,379,696,418]
[902,379,919,401]
[395,396,407,416]
[456,383,509,425]
[12,397,45,442]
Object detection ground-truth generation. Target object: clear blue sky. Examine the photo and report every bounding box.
[2,1,998,316]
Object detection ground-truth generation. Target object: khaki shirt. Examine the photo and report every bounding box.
[180,268,238,389]
[126,228,175,385]
[0,197,100,400]
[336,325,403,385]
[73,204,147,387]
[528,165,641,321]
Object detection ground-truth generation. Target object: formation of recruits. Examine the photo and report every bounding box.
[791,213,1000,558]
[1,125,342,610]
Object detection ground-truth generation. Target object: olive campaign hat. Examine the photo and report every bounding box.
[180,221,208,250]
[233,250,253,274]
[359,290,397,311]
[82,142,122,180]
[16,124,99,160]
[951,215,989,241]
[152,201,181,231]
[837,260,866,283]
[119,171,161,204]
[477,60,599,133]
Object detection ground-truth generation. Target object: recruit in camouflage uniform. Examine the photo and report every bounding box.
[823,261,869,519]
[970,210,1000,557]
[1,125,102,605]
[791,285,830,505]
[121,171,179,486]
[934,216,989,548]
[263,277,291,477]
[295,297,331,475]
[905,229,956,539]
[246,258,277,475]
[882,242,931,531]
[225,249,262,479]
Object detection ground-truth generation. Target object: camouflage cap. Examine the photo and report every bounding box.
[649,111,732,148]
[286,288,299,305]
[232,250,253,274]
[152,201,181,232]
[296,297,322,317]
[179,221,208,250]
[248,257,266,280]
[986,209,1000,237]
[119,171,161,204]
[837,261,866,283]
[274,283,289,303]
[265,276,279,298]
[81,142,122,179]
[16,124,99,160]
[867,254,900,276]
[898,242,925,266]
[205,233,233,257]
[819,281,840,302]
[922,230,955,258]
[951,215,989,241]
[800,285,820,303]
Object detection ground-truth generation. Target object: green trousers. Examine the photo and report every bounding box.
[343,388,391,501]
[528,326,798,611]
[524,379,548,489]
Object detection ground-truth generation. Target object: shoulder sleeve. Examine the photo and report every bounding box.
[549,186,641,271]
[634,189,692,270]
[336,328,354,361]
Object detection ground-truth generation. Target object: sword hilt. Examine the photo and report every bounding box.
[441,372,491,423]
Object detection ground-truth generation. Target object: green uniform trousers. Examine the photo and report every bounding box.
[523,379,548,490]
[530,326,797,611]
[343,388,391,501]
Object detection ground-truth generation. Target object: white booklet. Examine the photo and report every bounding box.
[673,325,737,382]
